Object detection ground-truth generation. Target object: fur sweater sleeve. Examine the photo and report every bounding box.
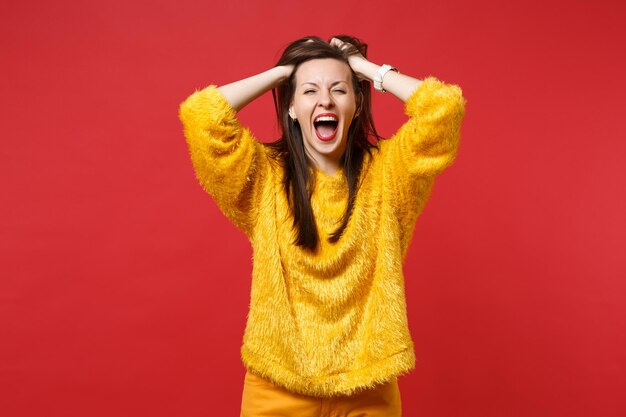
[376,77,466,239]
[383,76,466,177]
[178,86,268,236]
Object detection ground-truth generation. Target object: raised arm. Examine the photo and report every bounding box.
[331,38,465,177]
[330,38,421,102]
[217,65,293,111]
[179,65,293,235]
[331,38,465,176]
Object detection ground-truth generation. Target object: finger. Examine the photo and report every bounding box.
[330,37,343,47]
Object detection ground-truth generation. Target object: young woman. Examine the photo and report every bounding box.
[179,35,465,417]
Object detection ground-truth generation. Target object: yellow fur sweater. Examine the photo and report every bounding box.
[179,77,465,397]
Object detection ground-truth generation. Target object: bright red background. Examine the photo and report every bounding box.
[1,0,625,416]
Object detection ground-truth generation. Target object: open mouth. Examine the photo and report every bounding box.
[313,113,338,142]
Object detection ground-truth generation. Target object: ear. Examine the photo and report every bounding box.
[289,105,296,120]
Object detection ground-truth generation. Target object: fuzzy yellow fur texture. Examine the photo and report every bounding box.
[179,77,466,396]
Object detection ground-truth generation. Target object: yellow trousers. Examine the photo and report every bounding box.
[240,371,402,417]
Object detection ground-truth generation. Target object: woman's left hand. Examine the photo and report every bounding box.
[331,37,423,102]
[330,37,369,79]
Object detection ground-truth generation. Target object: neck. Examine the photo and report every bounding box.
[309,155,340,176]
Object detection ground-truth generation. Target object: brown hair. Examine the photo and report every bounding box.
[267,35,380,251]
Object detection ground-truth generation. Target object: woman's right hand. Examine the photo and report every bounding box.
[277,64,295,84]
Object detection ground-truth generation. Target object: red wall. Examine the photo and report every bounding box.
[1,0,625,416]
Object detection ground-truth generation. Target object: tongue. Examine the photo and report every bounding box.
[316,124,335,138]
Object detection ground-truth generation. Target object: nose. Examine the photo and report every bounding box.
[318,90,334,108]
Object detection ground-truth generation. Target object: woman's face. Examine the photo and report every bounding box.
[289,58,358,172]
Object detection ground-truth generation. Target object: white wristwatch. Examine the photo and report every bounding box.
[373,64,398,93]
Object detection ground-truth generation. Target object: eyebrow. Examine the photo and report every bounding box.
[301,81,349,87]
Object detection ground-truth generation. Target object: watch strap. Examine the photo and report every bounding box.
[374,64,398,93]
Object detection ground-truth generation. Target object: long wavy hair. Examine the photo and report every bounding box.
[267,35,381,251]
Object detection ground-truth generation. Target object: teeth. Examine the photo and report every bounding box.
[315,115,337,122]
